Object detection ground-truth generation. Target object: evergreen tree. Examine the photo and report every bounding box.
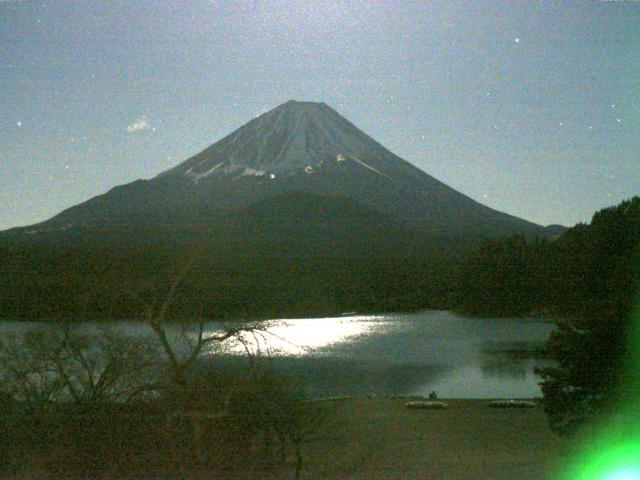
[536,197,640,434]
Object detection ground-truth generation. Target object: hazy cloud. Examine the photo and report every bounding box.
[127,115,150,133]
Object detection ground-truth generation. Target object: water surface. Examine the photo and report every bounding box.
[0,311,554,399]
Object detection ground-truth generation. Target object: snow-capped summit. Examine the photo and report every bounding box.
[158,100,395,182]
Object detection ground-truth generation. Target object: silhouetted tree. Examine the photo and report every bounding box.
[536,197,640,434]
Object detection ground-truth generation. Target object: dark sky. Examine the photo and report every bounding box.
[1,0,638,230]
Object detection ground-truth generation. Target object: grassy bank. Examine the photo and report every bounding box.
[301,397,569,480]
[2,397,572,479]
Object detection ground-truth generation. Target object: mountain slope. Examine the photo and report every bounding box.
[227,190,431,258]
[4,100,552,240]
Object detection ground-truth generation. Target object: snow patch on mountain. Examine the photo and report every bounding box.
[240,167,266,177]
[347,155,391,178]
[185,162,225,181]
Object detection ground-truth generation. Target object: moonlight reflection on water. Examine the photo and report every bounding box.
[205,315,389,356]
[199,311,554,398]
[0,311,554,398]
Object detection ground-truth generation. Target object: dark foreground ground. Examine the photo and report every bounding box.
[2,397,571,480]
[301,398,569,480]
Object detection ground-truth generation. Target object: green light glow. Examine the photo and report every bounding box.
[604,469,640,480]
[568,442,640,479]
[557,302,640,480]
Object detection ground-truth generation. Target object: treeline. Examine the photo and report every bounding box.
[1,197,637,323]
[0,240,457,321]
[456,196,639,319]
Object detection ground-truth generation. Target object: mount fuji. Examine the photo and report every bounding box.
[6,100,552,243]
[1,101,566,319]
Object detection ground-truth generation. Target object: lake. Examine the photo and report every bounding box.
[0,310,555,399]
